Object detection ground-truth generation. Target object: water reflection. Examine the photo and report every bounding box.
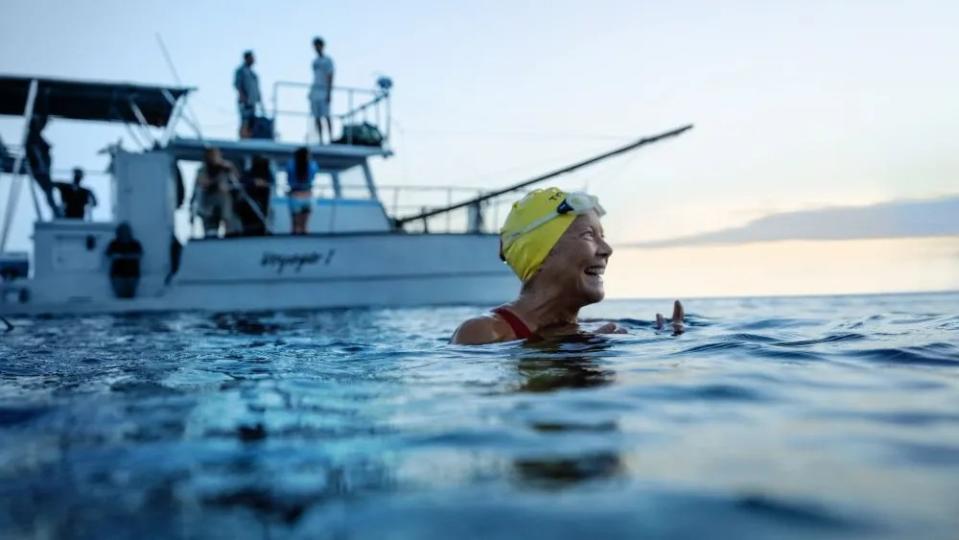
[516,335,616,392]
[511,335,624,488]
[514,452,624,488]
[210,312,282,335]
[201,459,395,526]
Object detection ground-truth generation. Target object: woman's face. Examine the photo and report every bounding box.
[532,211,613,304]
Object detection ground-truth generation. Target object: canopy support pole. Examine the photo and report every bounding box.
[121,120,147,152]
[160,91,185,146]
[1,78,38,252]
[128,100,158,147]
[361,161,378,200]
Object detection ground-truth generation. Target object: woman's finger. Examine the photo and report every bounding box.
[671,300,685,335]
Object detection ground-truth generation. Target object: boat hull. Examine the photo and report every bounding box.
[0,233,518,315]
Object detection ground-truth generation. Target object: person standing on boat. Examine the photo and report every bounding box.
[192,148,241,237]
[25,112,62,217]
[105,222,143,299]
[286,147,318,234]
[53,167,97,220]
[309,37,335,144]
[237,155,274,236]
[451,188,684,344]
[234,50,262,139]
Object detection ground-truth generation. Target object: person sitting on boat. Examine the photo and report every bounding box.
[451,187,684,345]
[285,147,318,234]
[237,155,274,236]
[53,167,97,220]
[234,50,262,139]
[105,222,143,299]
[192,147,241,237]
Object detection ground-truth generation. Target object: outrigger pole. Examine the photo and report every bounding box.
[393,124,694,227]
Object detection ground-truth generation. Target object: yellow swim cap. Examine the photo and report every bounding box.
[500,187,576,282]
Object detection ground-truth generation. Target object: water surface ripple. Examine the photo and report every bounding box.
[1,293,958,539]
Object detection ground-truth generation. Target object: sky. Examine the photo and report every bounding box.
[1,0,957,297]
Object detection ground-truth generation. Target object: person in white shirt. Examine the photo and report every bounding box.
[309,37,335,144]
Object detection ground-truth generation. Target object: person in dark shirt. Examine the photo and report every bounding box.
[105,222,143,299]
[236,155,274,236]
[234,50,262,139]
[25,113,62,217]
[54,168,97,219]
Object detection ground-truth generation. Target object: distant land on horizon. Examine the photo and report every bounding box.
[625,196,959,248]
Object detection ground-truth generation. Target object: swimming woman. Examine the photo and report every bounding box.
[451,187,684,345]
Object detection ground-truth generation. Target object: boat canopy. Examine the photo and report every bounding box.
[0,75,192,127]
[168,137,392,171]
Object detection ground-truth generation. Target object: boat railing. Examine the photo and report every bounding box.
[180,181,527,238]
[269,80,391,146]
[280,182,525,234]
[372,184,531,234]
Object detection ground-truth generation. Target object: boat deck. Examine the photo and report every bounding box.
[168,137,392,171]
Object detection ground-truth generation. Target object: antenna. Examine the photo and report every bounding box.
[156,33,185,88]
[155,33,204,141]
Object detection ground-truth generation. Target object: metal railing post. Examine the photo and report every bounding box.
[272,81,280,120]
[445,188,452,232]
[1,78,39,252]
[385,93,391,143]
[347,89,354,145]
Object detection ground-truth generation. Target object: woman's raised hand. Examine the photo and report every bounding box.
[656,300,685,335]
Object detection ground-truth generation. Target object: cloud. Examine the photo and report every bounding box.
[627,196,959,248]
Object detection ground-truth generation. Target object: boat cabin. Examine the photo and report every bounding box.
[0,74,518,313]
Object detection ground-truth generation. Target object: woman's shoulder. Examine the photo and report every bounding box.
[450,313,514,345]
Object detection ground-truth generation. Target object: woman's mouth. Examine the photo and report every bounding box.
[584,265,605,279]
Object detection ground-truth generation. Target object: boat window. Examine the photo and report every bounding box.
[333,164,374,199]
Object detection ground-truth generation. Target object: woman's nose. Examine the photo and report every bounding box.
[598,237,613,258]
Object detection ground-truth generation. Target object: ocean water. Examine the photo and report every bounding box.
[1,293,958,539]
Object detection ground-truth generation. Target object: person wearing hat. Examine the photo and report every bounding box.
[451,187,684,344]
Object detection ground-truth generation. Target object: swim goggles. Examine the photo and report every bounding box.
[503,191,606,245]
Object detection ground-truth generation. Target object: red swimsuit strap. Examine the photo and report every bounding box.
[491,307,533,339]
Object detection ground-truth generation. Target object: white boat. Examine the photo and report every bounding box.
[0,75,690,316]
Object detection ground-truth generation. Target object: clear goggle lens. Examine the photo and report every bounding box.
[557,192,606,217]
[504,191,605,245]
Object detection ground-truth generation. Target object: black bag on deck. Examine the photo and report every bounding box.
[250,116,274,140]
[335,122,384,147]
